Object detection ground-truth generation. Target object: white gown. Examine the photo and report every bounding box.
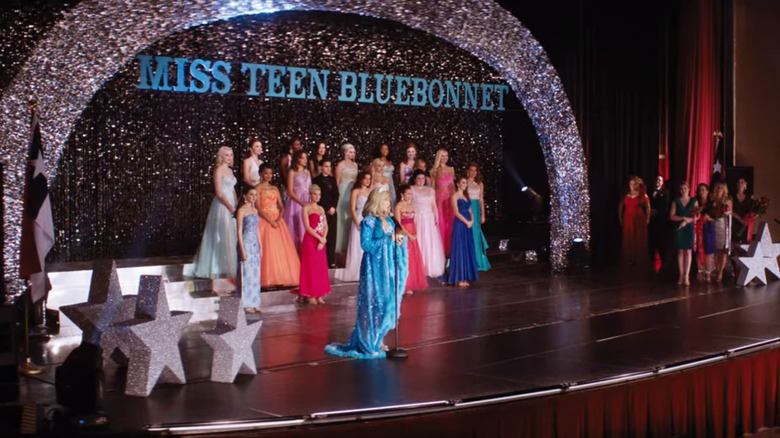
[411,186,446,277]
[336,194,368,282]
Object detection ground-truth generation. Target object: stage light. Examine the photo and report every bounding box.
[521,186,528,192]
[566,238,589,273]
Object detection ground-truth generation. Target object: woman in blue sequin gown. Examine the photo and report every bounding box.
[445,176,479,287]
[237,188,261,312]
[325,187,409,359]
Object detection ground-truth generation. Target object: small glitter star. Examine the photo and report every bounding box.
[201,297,262,383]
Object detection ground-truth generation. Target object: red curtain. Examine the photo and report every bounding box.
[677,0,724,188]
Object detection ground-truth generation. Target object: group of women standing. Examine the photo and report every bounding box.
[620,175,750,285]
[185,139,493,313]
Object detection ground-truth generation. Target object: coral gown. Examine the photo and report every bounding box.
[435,172,455,256]
[411,186,446,277]
[325,215,409,359]
[257,185,300,287]
[400,210,428,291]
[299,212,331,298]
[621,194,649,267]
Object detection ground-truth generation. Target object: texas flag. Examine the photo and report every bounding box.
[710,131,724,187]
[19,111,55,303]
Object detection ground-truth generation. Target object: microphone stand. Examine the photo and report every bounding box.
[386,233,407,360]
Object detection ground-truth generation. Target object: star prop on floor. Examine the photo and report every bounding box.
[733,222,780,286]
[59,259,137,345]
[109,275,192,397]
[201,297,262,383]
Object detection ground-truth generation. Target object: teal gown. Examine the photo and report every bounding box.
[325,215,409,359]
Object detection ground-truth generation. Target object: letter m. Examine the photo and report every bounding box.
[137,55,172,91]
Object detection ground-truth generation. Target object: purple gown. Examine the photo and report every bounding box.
[283,170,311,254]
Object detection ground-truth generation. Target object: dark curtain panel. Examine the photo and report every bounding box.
[499,0,678,265]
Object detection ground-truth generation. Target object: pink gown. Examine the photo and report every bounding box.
[435,172,455,256]
[401,211,428,291]
[298,212,331,298]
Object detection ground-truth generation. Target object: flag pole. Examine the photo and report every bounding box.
[18,99,45,376]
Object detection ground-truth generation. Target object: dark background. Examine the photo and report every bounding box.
[2,0,717,267]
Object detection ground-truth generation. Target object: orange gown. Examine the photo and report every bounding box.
[257,185,300,287]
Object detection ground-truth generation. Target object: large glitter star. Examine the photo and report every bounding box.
[201,297,262,383]
[733,223,780,286]
[109,275,192,397]
[59,259,136,345]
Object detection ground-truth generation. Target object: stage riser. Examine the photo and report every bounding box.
[47,265,352,338]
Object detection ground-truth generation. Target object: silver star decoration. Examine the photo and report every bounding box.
[108,275,192,397]
[733,223,780,286]
[59,259,136,345]
[713,159,722,175]
[201,297,262,383]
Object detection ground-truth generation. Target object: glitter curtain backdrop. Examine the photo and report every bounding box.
[50,11,508,262]
[0,0,589,297]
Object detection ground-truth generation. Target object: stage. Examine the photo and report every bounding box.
[9,256,780,436]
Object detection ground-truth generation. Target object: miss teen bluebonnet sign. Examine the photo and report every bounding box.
[136,54,511,112]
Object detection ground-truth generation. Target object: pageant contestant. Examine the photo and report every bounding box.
[432,149,455,256]
[618,176,650,269]
[242,138,264,191]
[731,177,750,244]
[298,184,332,304]
[186,146,238,279]
[237,187,262,313]
[312,159,339,267]
[256,165,300,288]
[695,183,715,281]
[445,176,479,287]
[399,142,417,185]
[325,188,409,359]
[375,143,396,204]
[279,137,303,182]
[371,158,391,192]
[284,150,312,253]
[466,163,491,271]
[335,143,359,255]
[669,181,697,285]
[336,172,372,282]
[395,185,428,294]
[411,170,446,277]
[707,181,732,282]
[308,141,328,178]
[413,158,432,186]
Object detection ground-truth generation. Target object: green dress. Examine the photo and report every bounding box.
[673,198,696,250]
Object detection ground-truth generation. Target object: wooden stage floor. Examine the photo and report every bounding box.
[14,259,780,435]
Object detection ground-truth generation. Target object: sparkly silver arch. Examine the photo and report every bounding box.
[0,0,589,294]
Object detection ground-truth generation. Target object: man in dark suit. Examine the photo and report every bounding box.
[312,158,339,267]
[648,175,671,274]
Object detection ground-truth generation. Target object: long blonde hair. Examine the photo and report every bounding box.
[216,146,233,166]
[713,181,730,203]
[363,187,391,218]
[431,148,448,179]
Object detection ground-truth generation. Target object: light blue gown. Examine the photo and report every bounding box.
[186,174,238,279]
[239,213,261,308]
[325,215,409,359]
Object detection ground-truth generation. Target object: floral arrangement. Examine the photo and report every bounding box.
[706,203,730,220]
[743,195,770,242]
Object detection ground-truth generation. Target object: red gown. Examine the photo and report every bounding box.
[621,194,649,267]
[401,211,429,291]
[298,212,331,298]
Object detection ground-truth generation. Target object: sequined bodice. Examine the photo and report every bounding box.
[400,210,415,225]
[258,186,280,221]
[411,186,435,207]
[467,181,481,199]
[340,166,358,184]
[435,172,453,194]
[382,163,395,179]
[355,194,368,219]
[308,213,325,235]
[293,171,311,195]
[220,174,237,207]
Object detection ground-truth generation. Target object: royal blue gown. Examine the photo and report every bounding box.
[325,215,409,359]
[446,198,479,283]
